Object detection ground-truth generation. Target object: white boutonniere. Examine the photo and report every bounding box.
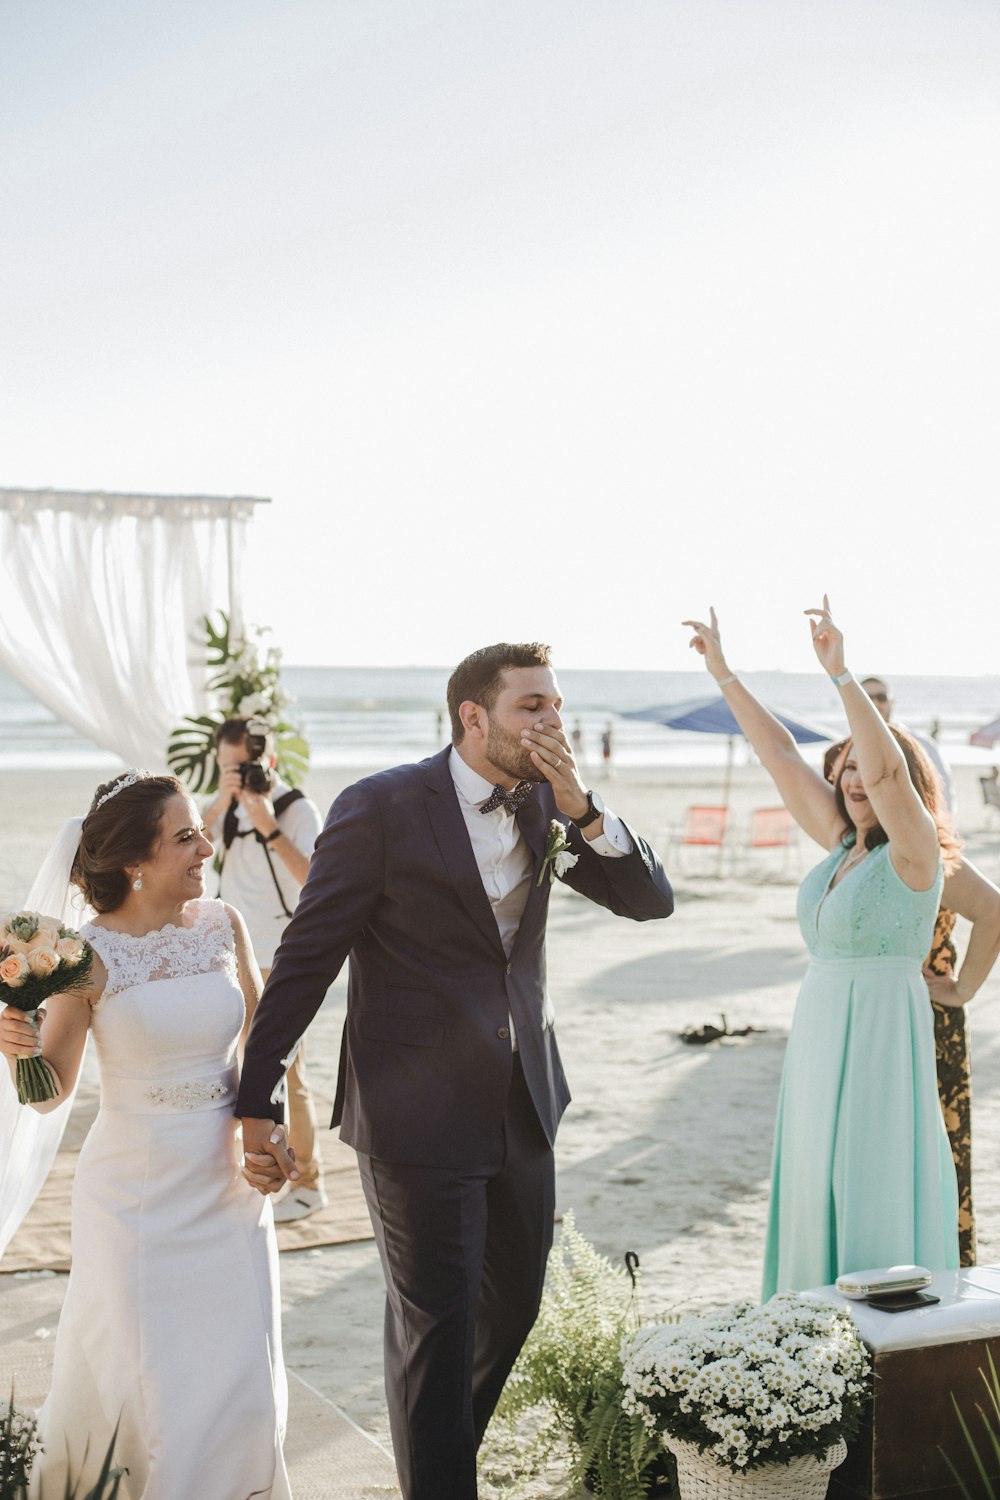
[536,819,579,887]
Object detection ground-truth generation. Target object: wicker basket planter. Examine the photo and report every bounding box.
[664,1435,848,1500]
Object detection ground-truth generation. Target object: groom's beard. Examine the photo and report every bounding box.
[486,718,544,784]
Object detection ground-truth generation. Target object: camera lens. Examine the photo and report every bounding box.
[242,761,272,794]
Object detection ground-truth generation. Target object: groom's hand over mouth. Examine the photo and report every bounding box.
[521,723,590,824]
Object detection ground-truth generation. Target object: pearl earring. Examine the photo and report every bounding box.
[132,875,142,891]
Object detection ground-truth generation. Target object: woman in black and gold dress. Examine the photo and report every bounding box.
[825,739,1000,1265]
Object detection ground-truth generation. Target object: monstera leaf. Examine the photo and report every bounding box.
[167,714,223,794]
[204,611,231,668]
[275,729,310,788]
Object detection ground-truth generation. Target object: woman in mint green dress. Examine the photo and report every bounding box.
[683,598,961,1297]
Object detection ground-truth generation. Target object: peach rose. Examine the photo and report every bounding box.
[27,948,60,978]
[2,937,30,956]
[29,924,60,950]
[56,936,85,966]
[0,952,30,986]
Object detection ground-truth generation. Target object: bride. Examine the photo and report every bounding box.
[0,771,292,1500]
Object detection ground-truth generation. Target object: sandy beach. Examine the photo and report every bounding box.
[3,761,1000,1493]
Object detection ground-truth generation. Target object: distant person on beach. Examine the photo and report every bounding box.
[203,716,326,1222]
[685,600,960,1295]
[861,675,956,816]
[601,720,613,776]
[571,718,584,763]
[0,774,290,1496]
[236,641,674,1500]
[824,738,1000,1264]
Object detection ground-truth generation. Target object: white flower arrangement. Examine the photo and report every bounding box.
[167,612,309,793]
[621,1295,871,1474]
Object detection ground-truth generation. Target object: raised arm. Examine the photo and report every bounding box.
[0,961,102,1114]
[925,860,1000,1007]
[806,597,940,891]
[682,607,844,850]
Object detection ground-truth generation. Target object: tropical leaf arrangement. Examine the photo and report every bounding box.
[940,1347,1000,1498]
[167,612,310,794]
[0,1393,126,1499]
[478,1213,674,1500]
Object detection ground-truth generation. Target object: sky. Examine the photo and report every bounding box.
[1,0,998,673]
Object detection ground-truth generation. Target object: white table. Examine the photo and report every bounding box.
[804,1267,1000,1499]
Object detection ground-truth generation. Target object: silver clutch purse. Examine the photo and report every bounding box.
[835,1264,933,1300]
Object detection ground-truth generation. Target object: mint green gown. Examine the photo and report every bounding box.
[762,839,959,1299]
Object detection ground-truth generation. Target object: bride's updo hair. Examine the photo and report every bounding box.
[72,774,187,914]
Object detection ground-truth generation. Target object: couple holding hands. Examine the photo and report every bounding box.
[5,606,986,1500]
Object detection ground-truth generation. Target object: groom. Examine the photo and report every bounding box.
[237,642,674,1499]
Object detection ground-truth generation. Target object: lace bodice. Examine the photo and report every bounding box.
[80,900,245,1103]
[797,840,943,961]
[83,899,239,1000]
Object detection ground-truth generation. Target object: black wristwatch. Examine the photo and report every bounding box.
[571,789,605,829]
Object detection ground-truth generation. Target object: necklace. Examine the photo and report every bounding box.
[837,842,868,879]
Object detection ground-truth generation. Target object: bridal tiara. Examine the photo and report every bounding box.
[95,769,154,809]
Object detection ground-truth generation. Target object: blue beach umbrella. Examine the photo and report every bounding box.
[623,694,831,812]
[970,713,1000,749]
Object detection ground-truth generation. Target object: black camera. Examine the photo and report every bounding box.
[239,721,273,794]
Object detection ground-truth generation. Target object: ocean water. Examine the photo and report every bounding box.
[1,666,998,772]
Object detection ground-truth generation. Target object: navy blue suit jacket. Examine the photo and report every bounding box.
[236,747,674,1168]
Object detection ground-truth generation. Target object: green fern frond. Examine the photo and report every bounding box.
[485,1212,672,1500]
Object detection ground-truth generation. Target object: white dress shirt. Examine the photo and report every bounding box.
[210,777,322,967]
[448,748,632,1044]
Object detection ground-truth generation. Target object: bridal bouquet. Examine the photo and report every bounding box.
[621,1294,871,1473]
[0,911,93,1103]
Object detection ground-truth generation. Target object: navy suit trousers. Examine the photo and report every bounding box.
[357,1054,555,1500]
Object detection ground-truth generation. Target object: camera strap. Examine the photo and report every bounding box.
[217,790,306,924]
[256,789,306,920]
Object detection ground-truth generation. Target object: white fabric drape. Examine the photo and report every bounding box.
[0,488,264,1260]
[0,489,262,767]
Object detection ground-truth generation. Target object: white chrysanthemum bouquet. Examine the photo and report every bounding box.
[621,1294,871,1473]
[0,911,94,1103]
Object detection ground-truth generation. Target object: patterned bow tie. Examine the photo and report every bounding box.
[480,780,535,816]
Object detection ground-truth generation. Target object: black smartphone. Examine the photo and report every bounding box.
[866,1290,940,1313]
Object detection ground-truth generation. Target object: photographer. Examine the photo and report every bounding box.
[203,717,326,1222]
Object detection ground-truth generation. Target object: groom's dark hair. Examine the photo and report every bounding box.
[447,642,552,744]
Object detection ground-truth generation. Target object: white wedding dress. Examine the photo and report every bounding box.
[29,899,291,1500]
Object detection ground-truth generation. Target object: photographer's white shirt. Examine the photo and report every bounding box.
[214,777,323,967]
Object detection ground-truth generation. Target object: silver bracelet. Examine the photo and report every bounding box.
[717,674,737,688]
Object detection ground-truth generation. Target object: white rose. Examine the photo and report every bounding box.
[553,849,579,878]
